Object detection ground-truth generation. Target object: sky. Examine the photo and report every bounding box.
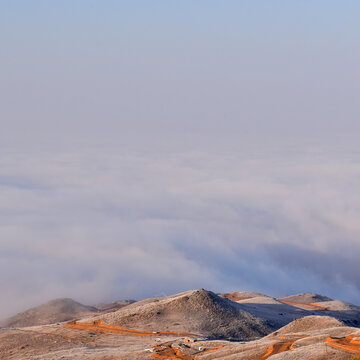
[1,1,360,319]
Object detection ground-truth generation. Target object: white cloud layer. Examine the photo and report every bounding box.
[1,140,360,319]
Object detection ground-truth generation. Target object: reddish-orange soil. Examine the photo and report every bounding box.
[260,342,294,359]
[220,293,253,302]
[260,335,306,359]
[152,345,193,360]
[200,345,224,354]
[326,335,360,354]
[280,300,329,311]
[65,320,197,337]
[151,344,223,360]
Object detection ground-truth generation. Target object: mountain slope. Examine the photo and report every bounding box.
[2,298,97,327]
[279,293,332,304]
[88,289,272,340]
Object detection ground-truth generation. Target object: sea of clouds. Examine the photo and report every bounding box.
[1,137,360,319]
